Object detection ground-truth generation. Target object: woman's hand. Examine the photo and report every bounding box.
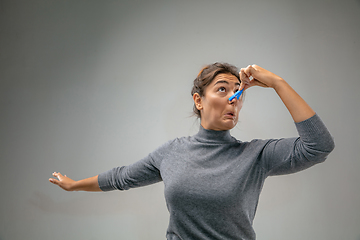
[49,172,76,191]
[239,64,284,91]
[49,172,101,192]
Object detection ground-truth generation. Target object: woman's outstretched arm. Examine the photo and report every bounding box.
[49,172,101,192]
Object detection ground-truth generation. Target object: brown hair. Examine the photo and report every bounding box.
[191,62,241,118]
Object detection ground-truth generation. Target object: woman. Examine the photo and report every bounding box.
[49,63,335,240]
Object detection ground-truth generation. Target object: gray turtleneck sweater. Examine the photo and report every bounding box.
[98,114,334,240]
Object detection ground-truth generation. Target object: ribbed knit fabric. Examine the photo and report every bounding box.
[98,114,334,240]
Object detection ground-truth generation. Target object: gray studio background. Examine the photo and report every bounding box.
[1,0,359,239]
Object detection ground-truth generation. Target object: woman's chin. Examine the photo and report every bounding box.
[218,121,237,131]
[202,119,237,131]
[224,119,238,129]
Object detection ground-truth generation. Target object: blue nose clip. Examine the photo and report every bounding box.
[229,88,244,101]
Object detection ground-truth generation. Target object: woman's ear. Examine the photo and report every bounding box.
[193,93,203,110]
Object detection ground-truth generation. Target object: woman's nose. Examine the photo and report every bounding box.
[229,94,237,104]
[229,88,244,104]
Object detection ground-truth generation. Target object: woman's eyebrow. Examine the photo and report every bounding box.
[214,80,240,86]
[214,80,229,85]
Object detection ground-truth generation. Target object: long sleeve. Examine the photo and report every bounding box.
[97,157,161,191]
[98,140,173,191]
[262,114,335,176]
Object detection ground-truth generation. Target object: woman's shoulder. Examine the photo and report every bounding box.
[152,136,191,151]
[236,138,280,150]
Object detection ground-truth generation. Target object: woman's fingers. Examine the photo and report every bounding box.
[240,68,250,83]
[52,172,64,180]
[49,172,65,185]
[243,65,254,78]
[240,64,277,89]
[49,172,75,191]
[240,68,252,90]
[239,81,246,91]
[49,178,59,184]
[240,66,258,90]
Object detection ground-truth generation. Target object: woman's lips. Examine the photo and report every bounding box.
[224,112,235,119]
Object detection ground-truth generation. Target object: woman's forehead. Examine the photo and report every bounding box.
[212,73,240,85]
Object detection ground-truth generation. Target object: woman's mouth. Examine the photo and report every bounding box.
[224,112,235,119]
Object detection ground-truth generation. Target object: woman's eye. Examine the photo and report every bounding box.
[218,87,226,92]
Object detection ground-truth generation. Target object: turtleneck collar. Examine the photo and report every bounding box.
[193,125,235,143]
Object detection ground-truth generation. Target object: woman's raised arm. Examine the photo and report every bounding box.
[240,64,315,123]
[49,172,101,192]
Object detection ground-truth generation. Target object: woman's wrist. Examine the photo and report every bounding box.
[70,180,80,191]
[271,77,286,90]
[73,176,101,192]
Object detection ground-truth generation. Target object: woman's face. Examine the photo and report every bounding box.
[194,73,243,131]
